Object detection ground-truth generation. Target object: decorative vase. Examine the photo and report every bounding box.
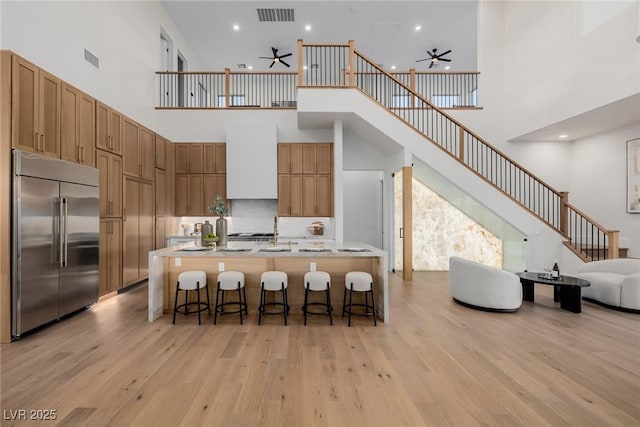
[201,220,214,247]
[216,216,227,247]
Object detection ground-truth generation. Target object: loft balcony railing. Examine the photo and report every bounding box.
[297,39,618,261]
[156,69,297,109]
[156,64,480,109]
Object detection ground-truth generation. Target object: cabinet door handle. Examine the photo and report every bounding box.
[399,228,404,238]
[123,208,126,221]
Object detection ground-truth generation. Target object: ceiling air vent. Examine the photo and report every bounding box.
[257,8,294,22]
[84,49,99,69]
[237,64,247,69]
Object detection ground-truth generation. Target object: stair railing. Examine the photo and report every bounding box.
[297,39,619,261]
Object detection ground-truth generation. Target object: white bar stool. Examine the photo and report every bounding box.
[303,271,333,325]
[214,271,248,325]
[258,271,289,325]
[343,271,377,327]
[173,270,210,325]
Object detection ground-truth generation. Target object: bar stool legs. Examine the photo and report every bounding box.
[258,271,289,325]
[342,272,377,327]
[302,271,333,325]
[172,271,210,325]
[214,271,248,325]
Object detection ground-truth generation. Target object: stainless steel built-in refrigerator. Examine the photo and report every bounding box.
[12,150,99,337]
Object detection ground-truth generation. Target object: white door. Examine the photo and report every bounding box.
[343,171,383,248]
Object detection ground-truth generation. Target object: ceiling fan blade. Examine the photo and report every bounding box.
[259,56,272,59]
[416,58,429,62]
[279,59,291,67]
[271,47,278,55]
[436,49,452,58]
[269,61,276,68]
[278,53,293,59]
[428,62,434,69]
[439,58,451,62]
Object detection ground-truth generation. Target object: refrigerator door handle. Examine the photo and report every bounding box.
[61,197,68,267]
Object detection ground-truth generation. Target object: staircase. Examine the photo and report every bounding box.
[296,40,620,262]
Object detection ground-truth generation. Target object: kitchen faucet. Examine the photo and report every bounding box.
[272,216,278,245]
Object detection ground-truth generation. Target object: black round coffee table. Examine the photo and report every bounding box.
[516,272,591,313]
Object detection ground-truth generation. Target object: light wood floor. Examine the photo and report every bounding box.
[1,272,639,426]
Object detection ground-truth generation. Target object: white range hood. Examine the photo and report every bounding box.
[226,122,278,199]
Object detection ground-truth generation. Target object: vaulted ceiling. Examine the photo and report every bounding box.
[160,1,478,72]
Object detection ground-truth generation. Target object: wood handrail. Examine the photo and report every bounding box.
[348,47,563,200]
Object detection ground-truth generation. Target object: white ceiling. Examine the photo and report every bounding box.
[160,0,478,72]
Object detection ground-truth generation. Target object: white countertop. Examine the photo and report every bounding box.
[153,241,383,258]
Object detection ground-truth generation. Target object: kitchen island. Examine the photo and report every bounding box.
[147,241,389,323]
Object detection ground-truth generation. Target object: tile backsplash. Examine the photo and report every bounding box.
[173,199,333,238]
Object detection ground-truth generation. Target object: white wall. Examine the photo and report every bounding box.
[568,122,640,256]
[1,0,200,133]
[503,1,639,140]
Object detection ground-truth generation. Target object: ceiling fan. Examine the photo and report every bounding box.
[416,48,452,69]
[259,47,292,68]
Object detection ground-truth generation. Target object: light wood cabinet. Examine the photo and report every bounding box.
[123,177,154,287]
[11,55,61,157]
[97,149,123,217]
[278,143,303,174]
[155,168,167,216]
[278,174,303,216]
[123,118,155,180]
[99,218,122,296]
[175,174,203,216]
[96,101,123,155]
[203,174,227,213]
[61,82,95,166]
[303,143,332,174]
[155,134,168,170]
[175,143,203,173]
[301,175,332,217]
[203,143,226,173]
[278,143,332,216]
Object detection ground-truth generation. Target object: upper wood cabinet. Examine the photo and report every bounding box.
[96,101,123,155]
[175,143,203,173]
[278,174,303,217]
[11,55,61,157]
[175,174,203,216]
[123,118,155,180]
[155,134,168,170]
[139,127,155,180]
[278,143,303,174]
[97,149,123,218]
[278,143,333,217]
[61,82,95,166]
[203,143,226,174]
[303,143,332,174]
[203,174,227,213]
[155,168,167,216]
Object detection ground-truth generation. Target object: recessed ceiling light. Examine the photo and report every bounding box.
[559,134,569,139]
[303,65,308,70]
[305,25,311,31]
[415,25,422,31]
[247,65,253,70]
[233,24,240,31]
[444,66,450,70]
[391,65,396,70]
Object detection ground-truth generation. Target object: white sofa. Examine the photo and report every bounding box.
[575,258,640,312]
[449,257,522,312]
